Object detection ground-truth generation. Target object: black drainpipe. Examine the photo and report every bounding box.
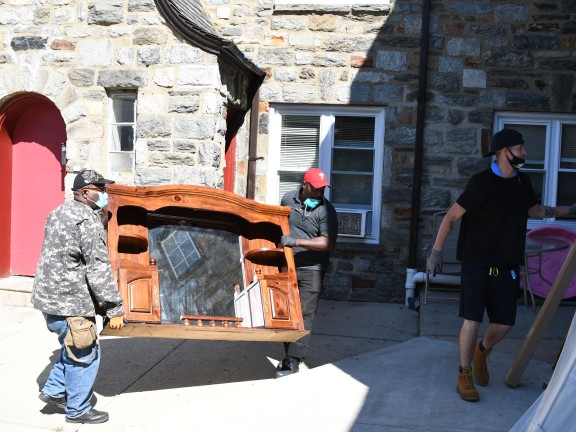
[406,0,431,307]
[246,89,260,200]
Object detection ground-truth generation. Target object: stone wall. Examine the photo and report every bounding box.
[1,0,574,302]
[0,0,247,193]
[204,0,576,302]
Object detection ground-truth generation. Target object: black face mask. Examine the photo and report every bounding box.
[506,148,525,169]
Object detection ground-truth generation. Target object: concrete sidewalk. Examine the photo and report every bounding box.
[1,293,574,431]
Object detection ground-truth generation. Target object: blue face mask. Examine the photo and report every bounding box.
[96,191,109,208]
[303,198,320,209]
[88,191,109,209]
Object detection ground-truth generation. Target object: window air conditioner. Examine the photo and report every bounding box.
[336,209,368,237]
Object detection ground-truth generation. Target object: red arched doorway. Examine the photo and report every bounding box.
[0,94,66,277]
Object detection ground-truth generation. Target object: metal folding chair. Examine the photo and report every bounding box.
[424,211,462,304]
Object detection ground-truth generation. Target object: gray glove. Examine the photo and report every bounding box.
[569,203,576,215]
[427,249,443,276]
[281,235,298,248]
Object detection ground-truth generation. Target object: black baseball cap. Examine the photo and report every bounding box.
[483,129,524,157]
[72,169,115,191]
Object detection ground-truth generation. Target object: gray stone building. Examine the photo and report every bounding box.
[0,0,264,288]
[1,0,575,305]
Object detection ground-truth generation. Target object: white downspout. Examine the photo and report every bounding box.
[405,268,418,307]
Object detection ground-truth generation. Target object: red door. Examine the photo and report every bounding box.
[0,97,66,276]
[0,126,13,277]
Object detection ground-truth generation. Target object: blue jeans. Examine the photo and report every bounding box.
[42,314,100,418]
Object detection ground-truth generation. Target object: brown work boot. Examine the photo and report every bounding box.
[473,343,492,386]
[457,366,479,402]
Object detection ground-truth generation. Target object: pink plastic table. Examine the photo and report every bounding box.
[523,236,571,306]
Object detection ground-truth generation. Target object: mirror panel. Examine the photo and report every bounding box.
[149,224,243,324]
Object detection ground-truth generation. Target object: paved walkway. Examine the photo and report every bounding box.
[1,294,574,431]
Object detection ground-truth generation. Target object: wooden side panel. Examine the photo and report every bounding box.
[267,278,290,321]
[260,274,302,329]
[118,268,161,323]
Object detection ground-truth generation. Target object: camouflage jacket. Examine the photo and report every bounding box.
[32,200,124,318]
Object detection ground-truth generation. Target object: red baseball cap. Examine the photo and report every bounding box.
[303,168,330,188]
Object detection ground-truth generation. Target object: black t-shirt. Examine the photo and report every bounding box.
[456,169,538,267]
[281,189,338,271]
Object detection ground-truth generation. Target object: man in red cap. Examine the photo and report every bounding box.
[276,168,338,377]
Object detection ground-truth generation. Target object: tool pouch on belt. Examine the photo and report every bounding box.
[64,317,98,363]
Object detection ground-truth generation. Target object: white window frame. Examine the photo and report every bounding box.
[494,111,576,231]
[267,104,385,244]
[107,92,137,181]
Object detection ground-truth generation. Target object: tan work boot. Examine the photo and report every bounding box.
[473,343,492,386]
[457,367,479,402]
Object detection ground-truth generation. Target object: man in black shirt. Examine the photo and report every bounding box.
[428,129,576,402]
[277,168,338,377]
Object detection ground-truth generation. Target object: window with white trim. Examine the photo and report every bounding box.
[108,92,136,181]
[267,105,385,244]
[494,112,576,229]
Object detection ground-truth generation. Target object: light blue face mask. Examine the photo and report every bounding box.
[89,191,109,209]
[303,198,320,209]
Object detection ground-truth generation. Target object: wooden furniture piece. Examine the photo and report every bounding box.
[100,184,307,342]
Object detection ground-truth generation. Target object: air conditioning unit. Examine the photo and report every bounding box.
[336,209,369,237]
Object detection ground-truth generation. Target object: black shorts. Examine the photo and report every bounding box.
[459,263,520,325]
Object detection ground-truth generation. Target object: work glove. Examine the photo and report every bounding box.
[427,249,443,276]
[108,314,125,329]
[281,235,298,248]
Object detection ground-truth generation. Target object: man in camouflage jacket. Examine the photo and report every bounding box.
[32,170,125,425]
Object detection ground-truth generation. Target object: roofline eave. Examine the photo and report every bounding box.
[155,0,266,86]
